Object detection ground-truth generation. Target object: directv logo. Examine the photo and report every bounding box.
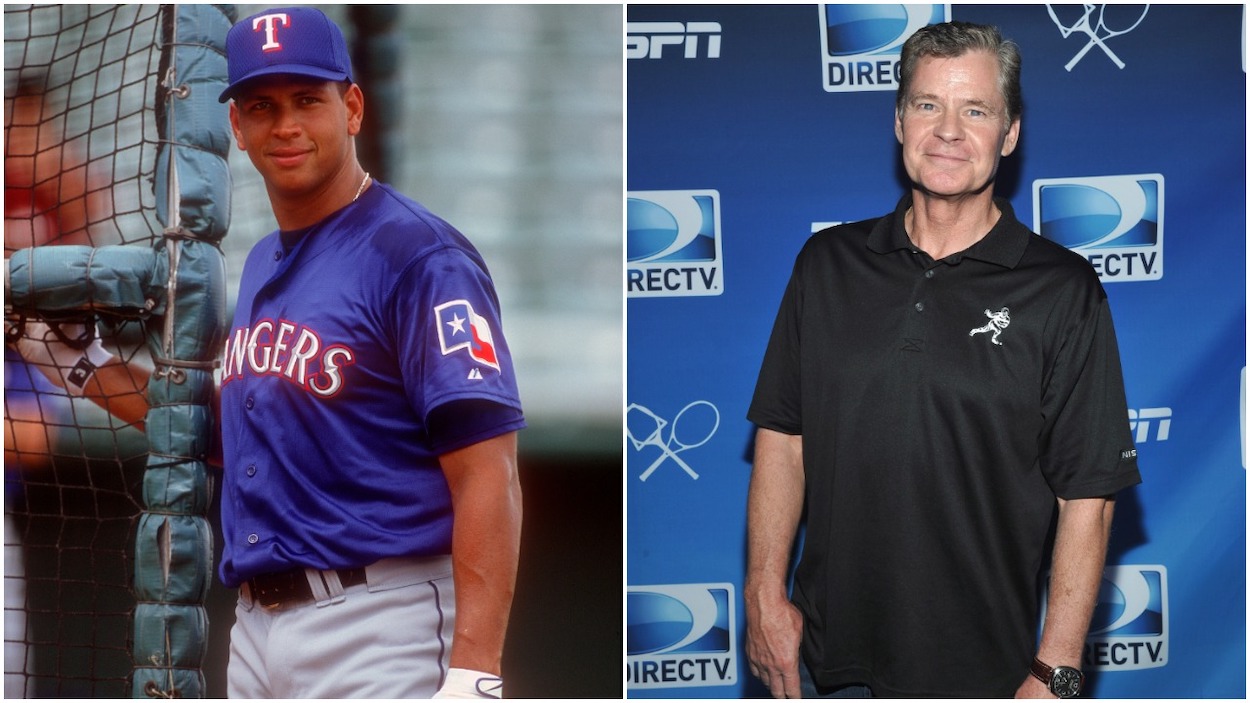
[627,190,724,298]
[819,4,949,92]
[1083,565,1169,671]
[1033,174,1164,282]
[627,583,737,689]
[627,21,721,60]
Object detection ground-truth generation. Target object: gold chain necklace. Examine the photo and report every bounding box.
[353,171,371,202]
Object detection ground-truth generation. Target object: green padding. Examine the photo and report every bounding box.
[6,245,165,314]
[131,667,206,699]
[154,4,233,243]
[142,460,212,515]
[145,403,214,460]
[153,239,228,361]
[147,369,215,406]
[156,150,232,243]
[132,602,208,666]
[133,514,212,602]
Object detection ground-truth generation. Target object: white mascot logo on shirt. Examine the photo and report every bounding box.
[969,307,1011,346]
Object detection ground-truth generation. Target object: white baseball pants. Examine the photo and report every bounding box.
[227,555,455,698]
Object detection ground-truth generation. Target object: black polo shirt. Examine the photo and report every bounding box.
[748,195,1141,697]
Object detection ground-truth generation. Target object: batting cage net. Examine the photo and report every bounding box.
[4,5,230,697]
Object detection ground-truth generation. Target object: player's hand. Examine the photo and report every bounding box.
[432,668,503,699]
[745,591,804,698]
[7,318,110,396]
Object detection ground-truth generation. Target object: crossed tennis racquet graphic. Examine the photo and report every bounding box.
[627,401,721,481]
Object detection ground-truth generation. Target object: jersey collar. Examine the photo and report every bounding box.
[868,194,1031,269]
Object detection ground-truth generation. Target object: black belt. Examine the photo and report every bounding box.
[247,566,368,609]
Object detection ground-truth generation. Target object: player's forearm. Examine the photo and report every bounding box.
[83,361,150,429]
[745,428,805,601]
[441,433,523,676]
[1035,496,1115,666]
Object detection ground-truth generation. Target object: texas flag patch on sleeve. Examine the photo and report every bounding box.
[434,299,500,371]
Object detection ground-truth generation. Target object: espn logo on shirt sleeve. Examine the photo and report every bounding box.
[627,583,737,689]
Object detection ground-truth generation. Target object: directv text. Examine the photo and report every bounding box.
[826,59,903,88]
[627,265,719,296]
[1084,251,1160,280]
[626,656,734,687]
[1084,641,1165,669]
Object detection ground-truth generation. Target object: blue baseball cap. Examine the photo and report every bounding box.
[218,6,354,103]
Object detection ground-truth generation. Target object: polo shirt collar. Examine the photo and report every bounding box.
[867,193,1031,269]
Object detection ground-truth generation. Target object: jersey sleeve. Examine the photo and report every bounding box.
[391,245,525,441]
[1037,277,1141,499]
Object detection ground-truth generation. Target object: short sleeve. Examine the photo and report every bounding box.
[1038,287,1141,499]
[391,246,524,430]
[747,260,804,435]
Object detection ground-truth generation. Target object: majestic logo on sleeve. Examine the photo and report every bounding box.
[435,300,500,372]
[220,319,356,398]
[969,307,1011,346]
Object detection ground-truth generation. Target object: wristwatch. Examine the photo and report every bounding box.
[1030,657,1084,698]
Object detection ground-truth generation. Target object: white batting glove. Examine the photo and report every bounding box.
[433,668,503,699]
[7,319,111,396]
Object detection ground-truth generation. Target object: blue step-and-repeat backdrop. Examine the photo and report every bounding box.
[626,4,1245,698]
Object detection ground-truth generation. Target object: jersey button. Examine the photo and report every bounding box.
[273,251,282,261]
[245,397,255,410]
[247,533,259,545]
[246,465,257,477]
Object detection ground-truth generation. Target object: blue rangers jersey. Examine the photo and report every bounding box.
[218,182,525,587]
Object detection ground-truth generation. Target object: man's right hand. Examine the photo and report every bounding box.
[745,588,804,698]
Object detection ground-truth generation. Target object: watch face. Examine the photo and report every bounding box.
[1050,667,1083,698]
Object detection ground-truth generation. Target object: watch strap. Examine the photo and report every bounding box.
[1029,657,1055,687]
[1030,657,1083,698]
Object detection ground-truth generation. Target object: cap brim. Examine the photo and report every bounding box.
[218,65,352,103]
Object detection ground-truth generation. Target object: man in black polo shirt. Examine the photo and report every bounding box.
[744,22,1141,699]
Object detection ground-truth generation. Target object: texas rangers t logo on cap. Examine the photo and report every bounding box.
[219,6,355,103]
[435,300,500,370]
[253,13,290,52]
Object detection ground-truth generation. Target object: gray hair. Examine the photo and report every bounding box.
[896,21,1022,126]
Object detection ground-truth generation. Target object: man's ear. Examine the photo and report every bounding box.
[1001,117,1021,157]
[228,101,246,151]
[345,83,364,137]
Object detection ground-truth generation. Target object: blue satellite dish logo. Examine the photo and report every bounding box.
[819,4,949,92]
[823,4,945,56]
[1081,565,1168,670]
[1033,174,1165,282]
[627,583,737,689]
[627,194,717,263]
[627,190,724,298]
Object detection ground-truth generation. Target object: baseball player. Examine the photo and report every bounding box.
[214,6,525,698]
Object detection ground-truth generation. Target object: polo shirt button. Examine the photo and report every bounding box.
[247,533,259,544]
[914,302,924,312]
[246,464,257,477]
[925,269,935,279]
